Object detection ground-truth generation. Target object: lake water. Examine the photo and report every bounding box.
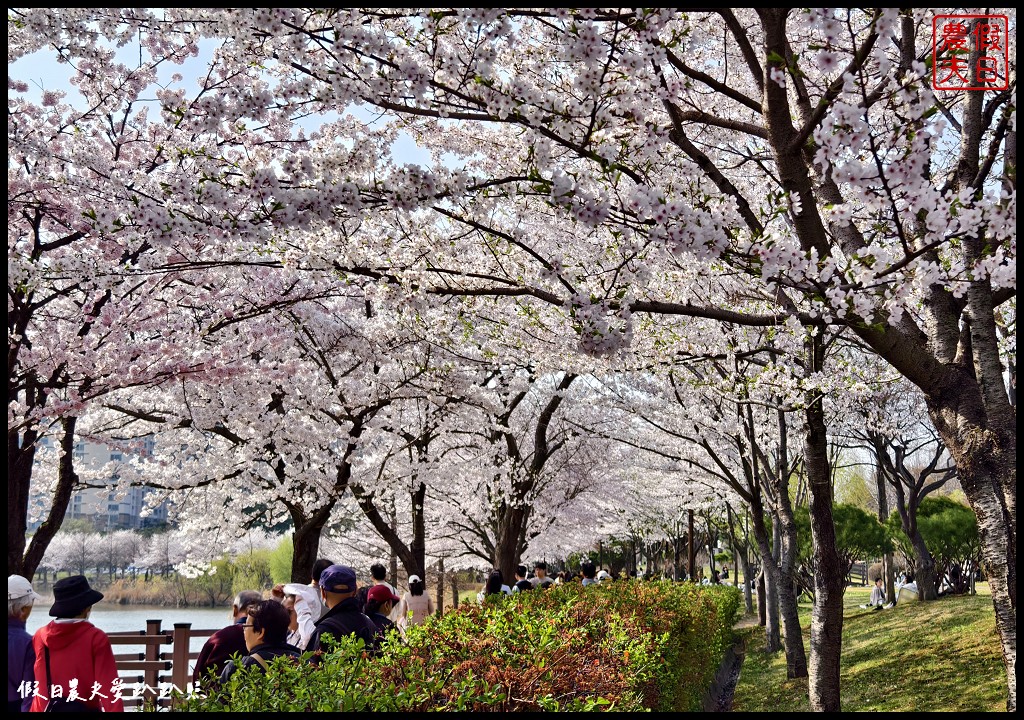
[27,604,231,636]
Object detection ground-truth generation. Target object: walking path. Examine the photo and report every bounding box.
[733,613,760,631]
[708,614,758,711]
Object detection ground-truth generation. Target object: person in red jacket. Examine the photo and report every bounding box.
[30,575,124,712]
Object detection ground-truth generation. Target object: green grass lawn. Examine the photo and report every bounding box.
[732,584,1007,712]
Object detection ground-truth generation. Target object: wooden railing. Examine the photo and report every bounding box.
[107,620,218,709]
[848,561,869,587]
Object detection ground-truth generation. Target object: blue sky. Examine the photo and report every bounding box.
[9,36,432,166]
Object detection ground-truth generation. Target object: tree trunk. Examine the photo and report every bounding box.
[804,333,844,712]
[290,512,328,584]
[8,427,38,577]
[931,403,1016,711]
[774,496,808,677]
[756,570,766,627]
[673,534,682,581]
[21,417,80,579]
[777,560,807,678]
[493,502,529,581]
[435,557,444,617]
[450,570,459,609]
[707,530,717,578]
[909,531,938,601]
[351,481,427,579]
[883,554,896,605]
[875,462,897,603]
[688,509,696,580]
[738,542,754,614]
[749,506,781,653]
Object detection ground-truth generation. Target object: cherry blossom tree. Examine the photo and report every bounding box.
[96,529,143,581]
[853,379,957,602]
[821,345,963,603]
[43,528,100,578]
[139,529,190,576]
[9,8,1016,710]
[92,285,437,583]
[342,362,493,580]
[426,367,584,579]
[597,336,812,678]
[8,9,349,576]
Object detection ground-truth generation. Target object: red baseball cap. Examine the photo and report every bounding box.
[367,584,400,604]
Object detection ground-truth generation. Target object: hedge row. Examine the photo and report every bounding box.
[178,580,741,712]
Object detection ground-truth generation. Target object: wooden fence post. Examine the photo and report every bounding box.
[143,619,161,706]
[170,623,192,707]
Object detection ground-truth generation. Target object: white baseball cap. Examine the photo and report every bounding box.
[408,574,422,584]
[596,570,612,582]
[8,575,42,603]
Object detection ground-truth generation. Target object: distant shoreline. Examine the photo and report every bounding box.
[31,595,231,609]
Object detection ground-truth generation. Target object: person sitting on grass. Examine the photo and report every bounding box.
[869,578,886,609]
[883,572,917,609]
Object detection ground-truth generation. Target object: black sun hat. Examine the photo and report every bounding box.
[49,575,104,618]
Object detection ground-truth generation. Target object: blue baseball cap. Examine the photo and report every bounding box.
[319,564,357,593]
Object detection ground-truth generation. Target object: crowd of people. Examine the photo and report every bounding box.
[474,560,682,601]
[9,558,724,710]
[7,559,443,711]
[190,560,443,685]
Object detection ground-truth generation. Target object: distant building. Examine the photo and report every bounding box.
[29,436,171,531]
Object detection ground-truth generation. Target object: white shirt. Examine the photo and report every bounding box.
[375,580,398,595]
[476,585,512,602]
[283,583,320,649]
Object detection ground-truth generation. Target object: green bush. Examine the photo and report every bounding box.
[231,549,274,594]
[886,496,980,592]
[177,580,741,712]
[795,504,890,587]
[268,535,294,585]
